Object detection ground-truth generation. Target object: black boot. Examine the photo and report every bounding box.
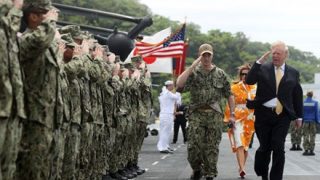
[133,164,145,175]
[118,169,134,179]
[125,166,137,178]
[296,144,303,151]
[206,177,214,180]
[261,175,268,180]
[110,172,128,180]
[289,144,297,151]
[309,150,315,156]
[190,170,202,180]
[302,150,309,156]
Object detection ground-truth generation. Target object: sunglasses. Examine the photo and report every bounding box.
[240,73,248,76]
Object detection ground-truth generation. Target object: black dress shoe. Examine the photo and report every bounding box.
[160,150,170,153]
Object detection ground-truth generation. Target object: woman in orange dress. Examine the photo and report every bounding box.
[224,64,256,179]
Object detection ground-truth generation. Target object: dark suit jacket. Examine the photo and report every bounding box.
[246,62,303,120]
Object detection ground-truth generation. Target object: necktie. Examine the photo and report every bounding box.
[275,67,283,114]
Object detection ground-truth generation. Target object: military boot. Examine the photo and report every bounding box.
[118,169,134,179]
[296,144,303,151]
[109,172,128,180]
[302,150,309,156]
[133,164,145,175]
[124,167,137,178]
[190,170,202,180]
[309,150,315,156]
[289,144,297,151]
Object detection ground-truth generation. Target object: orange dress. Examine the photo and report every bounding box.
[224,81,256,152]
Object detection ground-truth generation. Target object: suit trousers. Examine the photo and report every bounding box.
[173,118,187,143]
[254,106,291,180]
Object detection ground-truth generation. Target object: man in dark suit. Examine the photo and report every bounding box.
[246,41,303,180]
[172,104,188,144]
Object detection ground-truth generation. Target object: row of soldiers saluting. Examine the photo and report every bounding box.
[0,0,153,180]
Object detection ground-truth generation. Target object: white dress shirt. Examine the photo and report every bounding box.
[263,63,285,108]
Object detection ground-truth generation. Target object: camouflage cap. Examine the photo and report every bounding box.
[23,0,53,12]
[119,63,126,70]
[131,55,142,63]
[124,62,135,70]
[61,33,77,48]
[59,25,85,40]
[115,55,121,63]
[199,43,213,56]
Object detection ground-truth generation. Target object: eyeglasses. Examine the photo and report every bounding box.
[240,73,248,76]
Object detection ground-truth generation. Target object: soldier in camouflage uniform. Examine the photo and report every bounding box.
[177,44,235,180]
[131,56,150,175]
[88,42,106,179]
[302,91,319,156]
[60,33,82,180]
[17,0,59,179]
[109,59,130,180]
[50,30,72,180]
[0,1,27,179]
[289,121,303,151]
[122,62,139,177]
[116,63,135,179]
[101,49,117,178]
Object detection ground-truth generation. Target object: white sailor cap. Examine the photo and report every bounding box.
[164,80,174,85]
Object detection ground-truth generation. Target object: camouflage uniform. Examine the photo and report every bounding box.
[49,36,72,180]
[62,54,83,180]
[0,2,26,179]
[108,75,123,174]
[78,54,93,180]
[117,73,130,171]
[302,122,317,151]
[133,71,152,166]
[89,56,105,179]
[290,121,303,147]
[184,65,231,177]
[17,1,59,179]
[101,61,115,174]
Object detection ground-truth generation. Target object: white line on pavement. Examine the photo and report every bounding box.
[152,161,159,165]
[161,155,169,159]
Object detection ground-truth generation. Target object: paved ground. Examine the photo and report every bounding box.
[135,130,320,180]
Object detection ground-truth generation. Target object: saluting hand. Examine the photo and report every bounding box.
[44,9,59,21]
[13,0,24,10]
[191,56,202,69]
[257,51,271,64]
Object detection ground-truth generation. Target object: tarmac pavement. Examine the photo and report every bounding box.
[136,131,320,180]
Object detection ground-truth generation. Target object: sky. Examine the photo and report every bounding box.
[139,0,320,58]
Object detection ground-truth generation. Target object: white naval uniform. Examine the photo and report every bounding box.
[157,88,180,151]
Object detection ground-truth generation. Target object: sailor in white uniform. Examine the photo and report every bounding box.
[157,80,180,153]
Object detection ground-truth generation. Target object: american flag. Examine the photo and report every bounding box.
[135,24,186,58]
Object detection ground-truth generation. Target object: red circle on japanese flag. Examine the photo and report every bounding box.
[143,56,156,64]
